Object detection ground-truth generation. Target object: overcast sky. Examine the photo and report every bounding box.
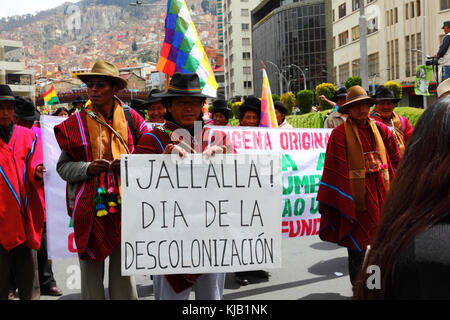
[0,0,80,19]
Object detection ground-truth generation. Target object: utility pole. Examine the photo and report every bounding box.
[359,0,369,91]
[422,0,427,109]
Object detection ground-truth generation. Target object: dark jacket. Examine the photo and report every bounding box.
[387,214,450,299]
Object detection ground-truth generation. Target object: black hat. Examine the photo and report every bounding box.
[153,73,210,99]
[130,99,146,111]
[443,21,450,29]
[332,87,347,103]
[211,99,232,119]
[0,85,23,105]
[72,96,87,108]
[138,89,164,109]
[14,97,40,121]
[239,96,261,116]
[274,101,287,115]
[374,85,401,104]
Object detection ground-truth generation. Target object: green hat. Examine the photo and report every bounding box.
[443,21,450,29]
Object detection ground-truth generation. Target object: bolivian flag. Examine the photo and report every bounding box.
[42,85,59,105]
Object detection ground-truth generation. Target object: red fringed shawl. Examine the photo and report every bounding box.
[317,122,401,252]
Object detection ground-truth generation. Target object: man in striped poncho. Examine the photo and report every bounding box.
[54,60,148,300]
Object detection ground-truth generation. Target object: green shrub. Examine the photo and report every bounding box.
[231,101,242,119]
[296,90,314,114]
[345,76,362,89]
[280,92,296,115]
[315,83,336,110]
[393,107,424,127]
[272,94,281,102]
[384,81,403,101]
[286,111,327,128]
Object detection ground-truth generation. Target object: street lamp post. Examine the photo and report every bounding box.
[266,60,286,95]
[359,0,369,91]
[288,64,307,90]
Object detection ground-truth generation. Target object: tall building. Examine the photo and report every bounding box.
[332,0,450,106]
[217,0,224,53]
[252,0,333,96]
[0,40,35,101]
[222,0,264,101]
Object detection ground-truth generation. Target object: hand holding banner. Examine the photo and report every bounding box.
[121,153,282,275]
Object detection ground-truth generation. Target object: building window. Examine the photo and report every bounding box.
[351,26,360,41]
[339,62,350,84]
[410,1,415,18]
[352,59,360,76]
[242,52,251,60]
[368,52,380,78]
[241,23,249,31]
[405,35,411,77]
[441,0,450,10]
[416,32,423,65]
[394,8,398,24]
[243,66,251,74]
[367,16,378,34]
[244,81,252,89]
[352,0,360,12]
[405,3,409,19]
[338,30,349,47]
[242,37,250,46]
[338,3,346,19]
[241,9,249,16]
[416,0,421,16]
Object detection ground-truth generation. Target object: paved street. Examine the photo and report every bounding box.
[40,235,352,300]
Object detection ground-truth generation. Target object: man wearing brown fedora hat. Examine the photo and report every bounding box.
[317,85,401,287]
[0,85,45,300]
[54,60,149,300]
[133,72,231,300]
[370,86,413,155]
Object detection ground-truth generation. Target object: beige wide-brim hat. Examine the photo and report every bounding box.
[437,78,450,98]
[77,60,128,90]
[338,85,377,114]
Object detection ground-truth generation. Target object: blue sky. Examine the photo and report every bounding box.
[0,0,80,19]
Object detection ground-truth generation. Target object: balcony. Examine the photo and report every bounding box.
[0,61,26,72]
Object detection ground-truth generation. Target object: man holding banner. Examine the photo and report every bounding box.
[317,86,401,286]
[133,72,230,300]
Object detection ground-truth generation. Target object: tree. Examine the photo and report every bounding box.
[281,92,296,115]
[315,83,336,110]
[384,81,402,101]
[231,101,242,119]
[272,94,280,102]
[296,90,314,114]
[345,76,362,89]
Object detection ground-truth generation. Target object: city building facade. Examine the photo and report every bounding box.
[332,0,450,106]
[251,0,333,96]
[222,0,264,101]
[0,40,35,101]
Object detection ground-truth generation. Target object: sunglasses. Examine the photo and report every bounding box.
[86,81,109,89]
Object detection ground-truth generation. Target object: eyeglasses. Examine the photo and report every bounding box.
[86,81,109,89]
